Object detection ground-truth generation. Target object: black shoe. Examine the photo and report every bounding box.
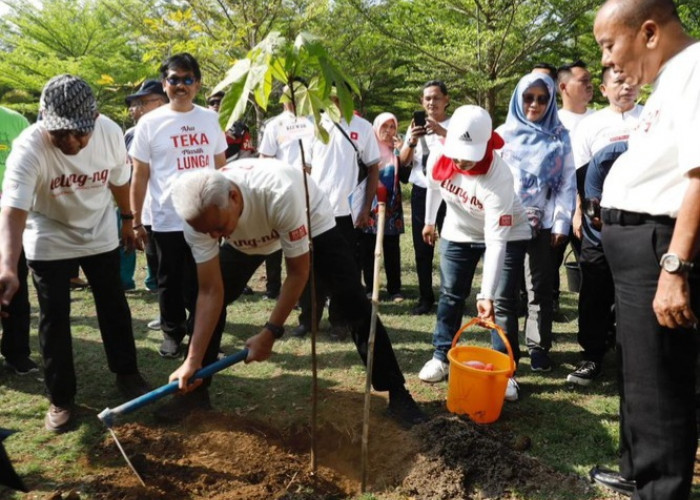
[116,372,152,400]
[589,466,635,497]
[411,301,433,315]
[44,403,73,433]
[329,324,349,341]
[159,335,181,358]
[530,349,553,372]
[4,357,39,375]
[387,388,429,429]
[566,360,601,386]
[153,388,211,424]
[290,324,310,338]
[241,286,254,295]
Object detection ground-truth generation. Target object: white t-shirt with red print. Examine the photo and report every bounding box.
[129,104,227,232]
[184,158,336,264]
[308,113,380,217]
[2,115,131,260]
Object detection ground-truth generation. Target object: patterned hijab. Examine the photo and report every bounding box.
[499,73,571,198]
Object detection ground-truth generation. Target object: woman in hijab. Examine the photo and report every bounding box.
[495,73,576,373]
[417,105,531,403]
[359,112,405,302]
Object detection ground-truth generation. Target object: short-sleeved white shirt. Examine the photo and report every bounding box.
[129,105,227,232]
[572,105,644,168]
[402,118,451,189]
[258,110,313,167]
[2,115,130,260]
[184,158,336,263]
[602,42,700,216]
[308,114,380,217]
[558,108,593,135]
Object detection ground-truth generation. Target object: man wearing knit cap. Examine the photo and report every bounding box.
[0,74,151,432]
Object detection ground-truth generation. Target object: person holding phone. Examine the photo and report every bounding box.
[399,80,451,315]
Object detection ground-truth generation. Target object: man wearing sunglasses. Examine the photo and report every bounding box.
[129,53,227,361]
[0,74,151,432]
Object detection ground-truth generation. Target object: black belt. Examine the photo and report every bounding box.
[601,208,675,227]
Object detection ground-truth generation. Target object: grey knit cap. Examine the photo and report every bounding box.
[39,74,97,133]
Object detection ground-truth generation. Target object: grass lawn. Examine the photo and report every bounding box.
[1,195,696,499]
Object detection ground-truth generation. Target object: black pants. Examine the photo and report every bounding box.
[29,248,138,406]
[602,220,698,499]
[411,185,445,305]
[359,233,402,295]
[201,227,406,392]
[152,231,198,343]
[577,237,615,362]
[551,232,581,301]
[298,215,360,329]
[264,250,282,296]
[1,249,31,363]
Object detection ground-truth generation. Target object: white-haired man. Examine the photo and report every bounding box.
[162,158,426,428]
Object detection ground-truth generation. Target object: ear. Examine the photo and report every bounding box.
[599,83,607,97]
[558,81,566,94]
[641,20,659,49]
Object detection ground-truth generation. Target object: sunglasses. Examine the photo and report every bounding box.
[523,94,549,106]
[207,99,221,106]
[165,76,196,86]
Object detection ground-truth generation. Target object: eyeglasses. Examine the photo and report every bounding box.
[129,97,163,108]
[165,76,196,86]
[207,100,221,107]
[523,94,549,106]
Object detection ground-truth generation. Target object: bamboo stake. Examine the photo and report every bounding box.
[360,186,387,492]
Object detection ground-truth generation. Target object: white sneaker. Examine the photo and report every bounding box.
[505,378,519,402]
[418,358,449,383]
[147,318,161,331]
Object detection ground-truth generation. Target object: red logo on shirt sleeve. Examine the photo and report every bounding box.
[350,132,359,140]
[289,225,308,241]
[499,215,512,227]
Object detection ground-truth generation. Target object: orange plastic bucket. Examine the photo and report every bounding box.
[446,318,515,424]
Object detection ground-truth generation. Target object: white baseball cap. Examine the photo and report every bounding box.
[443,105,492,162]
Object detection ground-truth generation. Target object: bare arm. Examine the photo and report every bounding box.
[109,182,135,251]
[355,162,378,228]
[214,152,226,169]
[169,255,225,391]
[653,167,700,329]
[0,207,28,306]
[129,158,150,250]
[246,252,310,362]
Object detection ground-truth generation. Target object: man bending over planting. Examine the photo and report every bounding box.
[159,158,427,428]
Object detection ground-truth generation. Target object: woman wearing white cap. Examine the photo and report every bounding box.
[417,105,531,402]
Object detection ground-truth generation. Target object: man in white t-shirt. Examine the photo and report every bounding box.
[257,80,314,301]
[291,91,380,338]
[399,80,451,315]
[158,159,426,429]
[130,53,227,359]
[590,1,700,497]
[0,75,150,432]
[556,60,594,134]
[566,66,643,387]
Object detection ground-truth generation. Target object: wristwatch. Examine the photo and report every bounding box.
[660,253,695,274]
[264,321,285,339]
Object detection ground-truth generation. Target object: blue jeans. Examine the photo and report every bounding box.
[432,239,485,362]
[492,240,529,366]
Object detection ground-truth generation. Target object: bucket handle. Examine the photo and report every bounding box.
[451,318,516,376]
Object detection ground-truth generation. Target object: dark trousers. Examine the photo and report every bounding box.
[152,231,198,342]
[144,225,159,291]
[602,221,698,500]
[1,249,31,363]
[264,250,282,296]
[359,233,402,295]
[577,237,615,362]
[298,215,360,329]
[411,185,445,305]
[202,227,406,392]
[552,231,581,301]
[29,248,138,406]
